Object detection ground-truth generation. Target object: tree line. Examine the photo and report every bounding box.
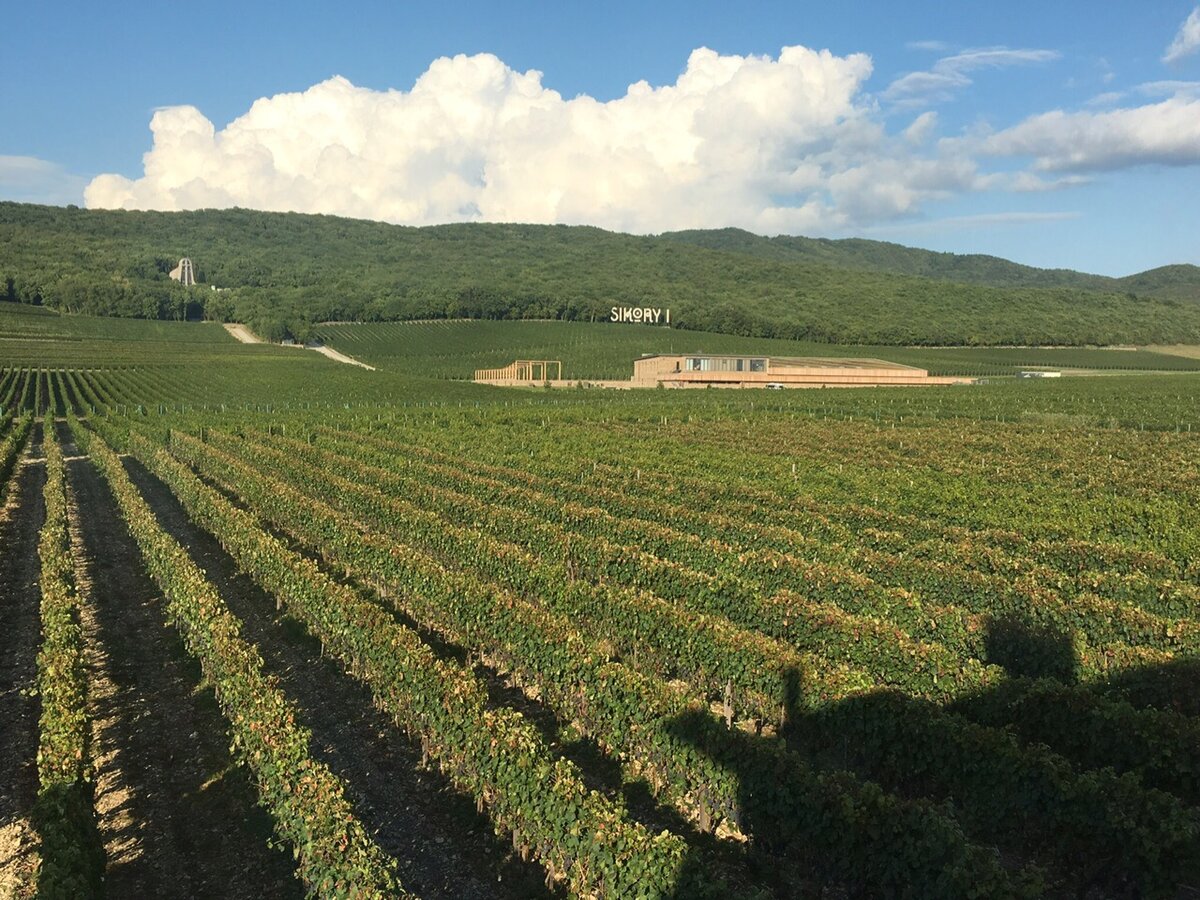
[3,201,1199,347]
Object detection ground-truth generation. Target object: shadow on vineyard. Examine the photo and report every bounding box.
[983,613,1079,682]
[666,616,1200,897]
[1099,656,1200,718]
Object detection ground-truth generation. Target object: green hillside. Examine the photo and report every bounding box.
[1115,265,1200,302]
[660,228,1200,299]
[4,202,1200,347]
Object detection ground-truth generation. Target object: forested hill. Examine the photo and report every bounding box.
[660,228,1200,299]
[3,201,1199,347]
[1115,265,1200,303]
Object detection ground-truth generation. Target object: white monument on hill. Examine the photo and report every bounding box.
[169,257,196,286]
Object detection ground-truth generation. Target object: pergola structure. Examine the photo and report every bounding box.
[474,359,563,382]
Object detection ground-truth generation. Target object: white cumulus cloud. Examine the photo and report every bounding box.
[86,45,1200,233]
[85,47,994,233]
[978,95,1200,172]
[1164,7,1200,64]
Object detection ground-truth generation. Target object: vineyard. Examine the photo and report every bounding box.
[2,315,1200,897]
[314,319,1200,380]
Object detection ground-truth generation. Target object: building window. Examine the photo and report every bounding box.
[684,356,767,373]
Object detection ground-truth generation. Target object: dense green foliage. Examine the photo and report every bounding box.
[1116,264,1200,303]
[660,228,1200,300]
[4,201,1200,345]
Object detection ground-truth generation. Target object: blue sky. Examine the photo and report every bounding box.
[3,1,1199,276]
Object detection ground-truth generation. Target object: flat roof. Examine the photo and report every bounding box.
[637,353,922,371]
[772,356,922,371]
[638,353,763,359]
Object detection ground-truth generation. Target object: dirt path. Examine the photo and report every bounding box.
[0,425,44,898]
[64,425,299,899]
[310,345,376,370]
[223,322,376,369]
[124,457,556,899]
[222,323,263,344]
[1144,344,1200,360]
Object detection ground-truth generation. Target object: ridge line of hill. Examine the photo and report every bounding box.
[656,227,1200,300]
[2,202,1198,348]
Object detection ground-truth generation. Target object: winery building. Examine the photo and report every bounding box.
[475,354,970,388]
[628,354,968,388]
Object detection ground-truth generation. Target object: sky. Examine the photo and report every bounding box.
[2,1,1199,276]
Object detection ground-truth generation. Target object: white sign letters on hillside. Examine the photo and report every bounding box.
[610,306,670,325]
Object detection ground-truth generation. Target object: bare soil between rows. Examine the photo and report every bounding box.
[64,421,300,899]
[0,424,45,897]
[171,438,784,896]
[125,455,558,899]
